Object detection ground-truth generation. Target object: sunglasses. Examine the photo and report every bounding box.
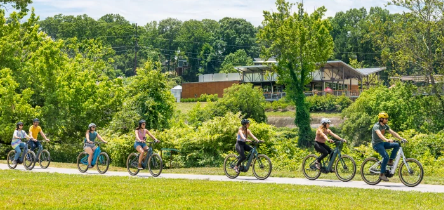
[19,125,23,126]
[141,123,146,126]
[91,126,96,128]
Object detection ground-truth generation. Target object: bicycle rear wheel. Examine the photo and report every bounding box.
[253,154,272,180]
[148,153,163,177]
[39,150,51,169]
[224,154,240,179]
[96,152,110,174]
[360,157,381,185]
[126,153,140,176]
[77,152,89,173]
[24,151,36,170]
[399,158,424,187]
[335,154,356,182]
[7,150,17,169]
[302,154,321,180]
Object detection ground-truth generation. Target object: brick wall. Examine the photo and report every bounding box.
[182,81,240,98]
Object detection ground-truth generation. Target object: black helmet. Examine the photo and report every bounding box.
[241,119,250,126]
[33,118,40,123]
[139,120,146,127]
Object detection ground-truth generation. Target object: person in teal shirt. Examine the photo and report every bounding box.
[372,112,406,181]
[84,123,107,168]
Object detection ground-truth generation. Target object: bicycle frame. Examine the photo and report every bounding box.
[369,145,410,175]
[80,143,103,166]
[239,145,259,172]
[320,141,343,172]
[141,143,154,168]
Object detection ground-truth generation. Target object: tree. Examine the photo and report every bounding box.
[158,18,182,72]
[258,0,334,147]
[218,17,259,57]
[219,49,253,73]
[0,0,32,12]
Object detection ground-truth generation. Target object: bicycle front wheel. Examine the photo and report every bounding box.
[7,150,17,169]
[126,153,140,176]
[253,154,272,180]
[399,158,424,187]
[335,154,356,182]
[77,152,89,173]
[360,157,381,185]
[148,153,163,177]
[223,154,240,179]
[24,151,36,170]
[39,150,51,169]
[96,152,110,174]
[302,154,321,180]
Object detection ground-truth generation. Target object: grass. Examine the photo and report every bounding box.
[0,170,442,209]
[266,111,342,118]
[1,160,443,185]
[175,102,208,114]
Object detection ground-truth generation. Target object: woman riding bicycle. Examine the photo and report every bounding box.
[314,118,346,170]
[134,120,160,170]
[11,122,31,165]
[84,123,107,168]
[234,119,260,173]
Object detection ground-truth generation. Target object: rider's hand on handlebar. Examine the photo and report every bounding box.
[341,139,347,143]
[387,139,394,143]
[401,138,408,143]
[328,139,334,143]
[155,139,160,143]
[246,139,252,142]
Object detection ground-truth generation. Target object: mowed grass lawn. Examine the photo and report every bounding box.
[0,170,442,210]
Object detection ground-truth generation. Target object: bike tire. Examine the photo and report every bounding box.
[223,154,240,179]
[7,150,17,169]
[77,152,89,173]
[399,158,424,187]
[96,152,110,174]
[360,157,381,185]
[39,150,51,169]
[252,154,272,180]
[148,153,163,177]
[302,154,321,180]
[126,153,140,176]
[335,154,356,182]
[24,151,36,170]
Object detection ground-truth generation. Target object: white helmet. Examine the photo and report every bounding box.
[320,118,331,124]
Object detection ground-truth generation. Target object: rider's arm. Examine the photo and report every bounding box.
[134,130,142,142]
[329,131,345,142]
[247,130,259,141]
[375,130,391,142]
[146,130,159,142]
[318,129,332,142]
[238,129,247,141]
[96,133,107,143]
[39,130,49,141]
[388,129,404,140]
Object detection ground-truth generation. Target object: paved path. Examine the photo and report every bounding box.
[1,164,443,193]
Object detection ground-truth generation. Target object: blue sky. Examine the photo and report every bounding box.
[4,0,405,25]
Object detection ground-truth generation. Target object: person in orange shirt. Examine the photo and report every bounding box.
[29,118,50,160]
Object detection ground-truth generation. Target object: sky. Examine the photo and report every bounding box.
[4,0,405,25]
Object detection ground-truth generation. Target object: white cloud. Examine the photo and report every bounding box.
[8,0,406,25]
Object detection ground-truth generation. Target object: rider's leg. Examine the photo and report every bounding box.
[384,142,400,166]
[235,142,246,167]
[136,146,145,168]
[314,142,329,162]
[14,145,22,162]
[84,147,94,166]
[373,142,390,180]
[19,143,28,162]
[36,141,43,159]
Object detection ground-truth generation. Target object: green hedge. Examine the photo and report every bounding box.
[306,94,352,112]
[180,94,218,103]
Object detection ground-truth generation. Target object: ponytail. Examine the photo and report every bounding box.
[242,125,248,139]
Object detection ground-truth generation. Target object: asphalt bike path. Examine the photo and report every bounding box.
[1,164,443,193]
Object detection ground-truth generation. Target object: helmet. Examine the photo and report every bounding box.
[241,119,250,126]
[88,123,96,129]
[33,118,40,123]
[320,118,331,124]
[16,122,24,126]
[139,120,146,127]
[378,112,389,119]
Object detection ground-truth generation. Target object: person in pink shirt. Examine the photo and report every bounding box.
[314,118,346,171]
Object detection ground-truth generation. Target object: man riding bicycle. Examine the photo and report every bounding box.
[372,112,407,181]
[28,118,50,160]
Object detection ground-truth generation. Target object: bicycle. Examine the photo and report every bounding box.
[302,140,356,182]
[223,141,272,180]
[77,141,110,174]
[27,139,51,169]
[360,139,424,187]
[126,141,163,177]
[7,139,36,170]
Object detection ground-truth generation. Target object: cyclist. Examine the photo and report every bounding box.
[28,118,50,160]
[314,118,346,171]
[84,123,107,168]
[11,122,31,165]
[134,120,160,170]
[372,112,406,181]
[233,119,261,173]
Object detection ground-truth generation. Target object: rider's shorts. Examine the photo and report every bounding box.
[83,142,96,149]
[134,142,147,150]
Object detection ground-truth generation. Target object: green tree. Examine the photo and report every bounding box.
[0,0,32,12]
[218,17,259,57]
[258,0,334,147]
[219,49,253,73]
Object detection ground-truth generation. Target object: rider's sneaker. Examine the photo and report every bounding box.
[138,163,143,170]
[387,159,394,166]
[233,166,239,173]
[380,174,389,181]
[315,161,321,170]
[12,160,17,165]
[88,165,93,168]
[17,160,23,164]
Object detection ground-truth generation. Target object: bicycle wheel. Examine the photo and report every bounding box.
[148,153,163,177]
[224,154,240,179]
[7,150,17,169]
[360,157,381,185]
[39,150,51,169]
[24,151,36,170]
[252,154,272,180]
[399,158,424,187]
[335,154,356,182]
[96,152,110,174]
[126,153,140,176]
[302,154,321,180]
[77,152,89,173]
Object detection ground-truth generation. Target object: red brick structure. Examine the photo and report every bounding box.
[181,81,240,98]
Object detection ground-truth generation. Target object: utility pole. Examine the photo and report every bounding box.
[134,23,138,74]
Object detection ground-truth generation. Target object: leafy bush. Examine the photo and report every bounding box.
[180,94,219,103]
[305,94,352,112]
